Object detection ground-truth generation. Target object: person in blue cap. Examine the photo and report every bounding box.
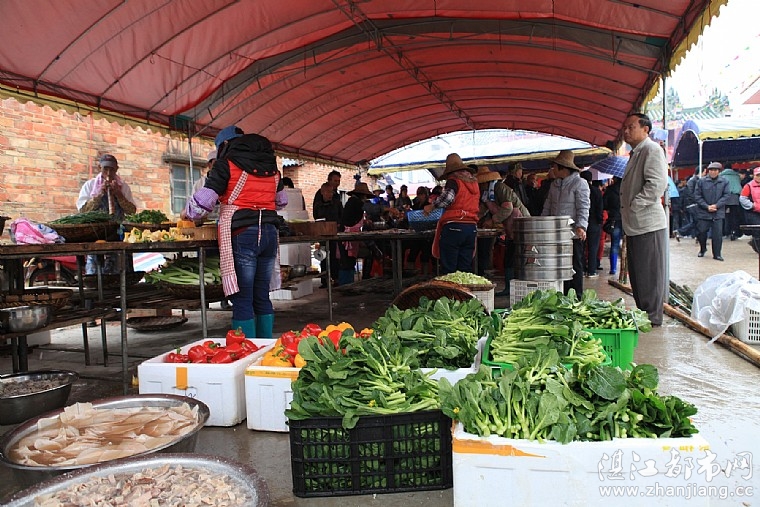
[183,126,284,339]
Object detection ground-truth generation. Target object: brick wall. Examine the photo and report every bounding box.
[0,95,344,224]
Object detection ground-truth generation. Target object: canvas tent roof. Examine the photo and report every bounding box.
[672,118,760,168]
[0,0,724,166]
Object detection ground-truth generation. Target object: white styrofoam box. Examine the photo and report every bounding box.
[271,279,313,300]
[730,306,760,343]
[452,422,711,507]
[279,242,310,266]
[245,357,301,432]
[138,338,275,427]
[25,330,51,346]
[510,279,564,306]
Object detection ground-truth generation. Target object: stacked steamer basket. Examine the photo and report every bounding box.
[510,216,573,306]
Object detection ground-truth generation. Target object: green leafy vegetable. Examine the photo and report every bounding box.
[285,334,440,429]
[439,354,698,443]
[124,209,170,224]
[372,296,492,369]
[435,271,492,286]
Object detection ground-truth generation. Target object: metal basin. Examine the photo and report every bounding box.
[290,264,307,277]
[0,305,52,334]
[0,370,78,426]
[4,453,269,507]
[0,394,209,489]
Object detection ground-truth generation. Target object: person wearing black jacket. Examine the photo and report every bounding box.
[581,172,604,277]
[695,162,731,260]
[183,125,283,339]
[602,176,622,274]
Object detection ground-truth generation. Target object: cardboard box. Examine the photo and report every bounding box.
[182,225,218,240]
[287,221,337,237]
[245,357,301,432]
[452,423,711,507]
[138,338,274,426]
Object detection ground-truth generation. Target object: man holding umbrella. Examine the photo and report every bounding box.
[620,113,668,327]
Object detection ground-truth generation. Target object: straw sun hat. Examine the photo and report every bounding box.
[476,166,500,183]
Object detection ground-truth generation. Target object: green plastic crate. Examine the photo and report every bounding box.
[585,328,638,370]
[481,334,611,373]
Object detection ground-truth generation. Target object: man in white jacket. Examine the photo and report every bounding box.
[620,113,669,326]
[542,150,590,296]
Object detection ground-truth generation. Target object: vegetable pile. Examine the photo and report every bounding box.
[285,333,440,429]
[123,227,188,243]
[261,322,373,368]
[435,271,492,286]
[124,209,170,224]
[440,350,698,442]
[49,211,113,224]
[144,256,221,285]
[513,289,652,331]
[373,297,492,369]
[164,333,260,364]
[489,289,650,369]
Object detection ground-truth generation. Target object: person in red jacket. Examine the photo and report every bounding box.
[183,126,283,339]
[424,153,480,274]
[739,166,760,252]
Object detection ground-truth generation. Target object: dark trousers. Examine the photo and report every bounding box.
[627,229,667,326]
[585,223,601,274]
[697,218,724,258]
[724,204,741,238]
[563,238,584,297]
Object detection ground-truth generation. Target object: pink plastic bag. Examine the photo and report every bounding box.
[9,218,63,244]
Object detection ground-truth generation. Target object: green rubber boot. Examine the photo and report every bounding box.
[232,319,256,339]
[256,314,274,339]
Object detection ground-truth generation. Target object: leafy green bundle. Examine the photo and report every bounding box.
[440,351,698,443]
[124,209,170,224]
[49,211,113,224]
[143,256,220,285]
[285,334,440,429]
[513,289,652,331]
[372,297,492,369]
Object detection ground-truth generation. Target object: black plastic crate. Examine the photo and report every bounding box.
[289,410,453,497]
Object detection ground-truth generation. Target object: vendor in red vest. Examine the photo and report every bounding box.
[424,153,480,274]
[183,126,283,339]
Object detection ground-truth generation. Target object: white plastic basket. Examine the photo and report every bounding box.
[509,279,563,307]
[731,306,760,344]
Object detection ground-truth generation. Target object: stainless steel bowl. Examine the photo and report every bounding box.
[0,370,78,426]
[0,394,209,489]
[0,305,52,333]
[4,453,270,507]
[290,264,307,277]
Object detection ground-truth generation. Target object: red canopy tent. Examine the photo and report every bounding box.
[0,0,725,165]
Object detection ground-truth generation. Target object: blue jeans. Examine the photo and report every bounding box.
[438,222,476,274]
[230,224,278,321]
[609,223,623,259]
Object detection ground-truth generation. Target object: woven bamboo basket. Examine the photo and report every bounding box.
[391,280,480,311]
[0,289,73,310]
[158,281,226,301]
[45,221,120,243]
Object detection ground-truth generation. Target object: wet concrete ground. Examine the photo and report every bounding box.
[1,236,759,505]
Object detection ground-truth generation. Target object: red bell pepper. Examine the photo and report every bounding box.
[241,339,259,355]
[188,345,207,363]
[301,323,322,337]
[210,349,234,364]
[226,327,246,346]
[165,349,189,363]
[327,329,342,348]
[225,342,244,359]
